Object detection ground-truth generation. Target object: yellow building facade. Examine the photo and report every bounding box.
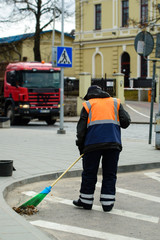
[74,0,160,87]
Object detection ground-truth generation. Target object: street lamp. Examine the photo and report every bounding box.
[57,0,66,134]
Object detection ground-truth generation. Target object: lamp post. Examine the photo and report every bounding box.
[57,0,66,134]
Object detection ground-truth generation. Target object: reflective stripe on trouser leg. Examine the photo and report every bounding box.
[100,194,115,206]
[80,193,94,205]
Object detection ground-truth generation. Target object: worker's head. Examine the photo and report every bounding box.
[84,85,102,100]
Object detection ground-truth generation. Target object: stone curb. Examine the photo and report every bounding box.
[3,161,160,199]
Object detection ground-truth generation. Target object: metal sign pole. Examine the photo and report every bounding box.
[57,0,66,134]
[134,31,160,145]
[149,60,156,144]
[51,5,57,67]
[52,7,55,55]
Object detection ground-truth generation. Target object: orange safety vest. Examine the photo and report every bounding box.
[83,97,121,146]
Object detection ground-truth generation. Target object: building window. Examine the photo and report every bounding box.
[141,0,148,25]
[122,0,129,27]
[95,4,101,30]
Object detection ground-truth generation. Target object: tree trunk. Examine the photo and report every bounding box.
[34,32,41,62]
[33,0,41,62]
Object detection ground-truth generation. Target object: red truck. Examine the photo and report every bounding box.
[0,62,61,125]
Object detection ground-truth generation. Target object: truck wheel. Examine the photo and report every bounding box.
[6,105,15,125]
[18,118,30,125]
[45,118,56,125]
[21,119,30,125]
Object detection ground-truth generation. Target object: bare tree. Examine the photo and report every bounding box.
[129,1,160,31]
[0,41,23,62]
[0,0,74,61]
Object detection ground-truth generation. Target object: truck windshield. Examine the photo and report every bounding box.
[21,71,60,88]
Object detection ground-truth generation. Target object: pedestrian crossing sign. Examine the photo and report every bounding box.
[57,47,72,68]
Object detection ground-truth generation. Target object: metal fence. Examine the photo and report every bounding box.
[64,78,79,96]
[64,77,116,97]
[91,78,116,97]
[129,78,152,88]
[128,77,156,101]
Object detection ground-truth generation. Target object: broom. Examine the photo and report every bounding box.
[19,154,84,209]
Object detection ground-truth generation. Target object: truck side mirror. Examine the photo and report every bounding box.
[8,71,17,87]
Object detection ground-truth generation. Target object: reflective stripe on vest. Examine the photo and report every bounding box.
[83,98,120,128]
[83,97,121,146]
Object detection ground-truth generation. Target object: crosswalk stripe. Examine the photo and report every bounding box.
[96,182,160,203]
[22,191,159,223]
[144,172,160,182]
[30,220,143,240]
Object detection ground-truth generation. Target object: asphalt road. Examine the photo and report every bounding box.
[6,168,160,240]
[13,120,154,141]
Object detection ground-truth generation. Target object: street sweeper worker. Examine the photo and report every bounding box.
[73,85,131,212]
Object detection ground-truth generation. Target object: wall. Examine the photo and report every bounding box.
[74,0,160,82]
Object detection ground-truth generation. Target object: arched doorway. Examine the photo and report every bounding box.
[121,52,130,87]
[92,49,103,78]
[95,53,101,78]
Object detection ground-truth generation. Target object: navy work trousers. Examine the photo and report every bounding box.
[80,149,120,197]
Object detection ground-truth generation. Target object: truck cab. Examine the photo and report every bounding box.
[1,62,61,125]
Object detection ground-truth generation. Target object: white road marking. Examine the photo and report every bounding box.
[22,191,159,223]
[144,172,160,182]
[117,187,160,203]
[52,196,159,223]
[22,191,36,196]
[96,182,160,203]
[30,220,143,240]
[126,104,150,118]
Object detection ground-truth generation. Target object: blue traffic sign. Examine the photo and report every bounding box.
[57,47,72,68]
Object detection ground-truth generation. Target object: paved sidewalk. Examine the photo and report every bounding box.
[0,100,160,240]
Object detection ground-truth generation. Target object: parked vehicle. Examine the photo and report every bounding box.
[0,62,61,125]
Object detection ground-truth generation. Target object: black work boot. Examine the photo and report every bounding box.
[102,204,114,212]
[73,199,92,210]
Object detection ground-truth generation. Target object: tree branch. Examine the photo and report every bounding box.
[15,0,37,8]
[40,18,54,31]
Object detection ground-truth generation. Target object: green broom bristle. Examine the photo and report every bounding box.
[19,186,52,209]
[20,193,47,208]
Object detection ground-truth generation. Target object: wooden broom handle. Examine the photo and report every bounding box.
[51,154,84,188]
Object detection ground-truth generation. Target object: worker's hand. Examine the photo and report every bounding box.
[78,146,84,155]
